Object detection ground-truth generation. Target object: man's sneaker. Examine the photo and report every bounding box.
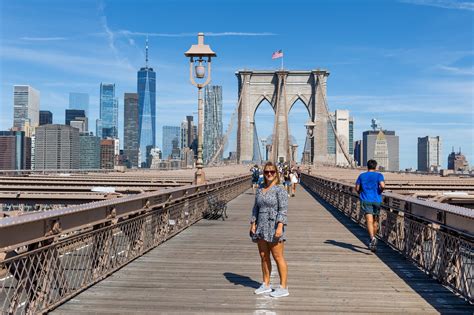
[254,283,272,295]
[270,286,289,298]
[369,237,377,252]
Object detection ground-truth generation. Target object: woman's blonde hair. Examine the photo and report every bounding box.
[263,161,280,186]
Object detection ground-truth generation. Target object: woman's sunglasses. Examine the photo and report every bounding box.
[264,170,276,175]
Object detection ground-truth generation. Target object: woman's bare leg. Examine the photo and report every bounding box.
[270,242,287,288]
[257,240,271,285]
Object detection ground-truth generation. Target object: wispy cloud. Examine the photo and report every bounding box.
[98,2,134,71]
[399,0,474,11]
[437,65,474,75]
[116,30,277,38]
[0,45,135,84]
[20,36,67,41]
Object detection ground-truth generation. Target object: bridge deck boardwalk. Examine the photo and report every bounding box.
[53,186,473,314]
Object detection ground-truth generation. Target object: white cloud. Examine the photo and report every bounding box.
[399,0,474,11]
[437,65,474,75]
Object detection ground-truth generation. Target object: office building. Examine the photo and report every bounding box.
[162,126,180,160]
[137,40,157,164]
[35,124,79,170]
[124,93,139,168]
[203,85,223,164]
[354,140,363,167]
[69,92,89,115]
[31,134,35,170]
[327,110,354,166]
[181,116,197,150]
[448,149,470,172]
[362,119,399,171]
[100,139,115,169]
[13,85,40,131]
[417,136,442,172]
[39,110,53,125]
[65,109,86,126]
[180,120,189,149]
[70,120,86,132]
[0,131,31,170]
[79,132,100,169]
[99,83,118,139]
[96,119,102,138]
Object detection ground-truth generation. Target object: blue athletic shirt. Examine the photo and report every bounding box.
[355,171,384,203]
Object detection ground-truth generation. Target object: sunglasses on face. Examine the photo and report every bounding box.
[264,170,276,175]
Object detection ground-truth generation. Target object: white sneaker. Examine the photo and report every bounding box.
[270,286,289,298]
[369,237,377,252]
[254,283,272,295]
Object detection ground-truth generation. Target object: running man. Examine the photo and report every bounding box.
[355,159,385,252]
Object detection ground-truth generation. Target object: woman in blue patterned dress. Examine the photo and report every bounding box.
[250,162,289,298]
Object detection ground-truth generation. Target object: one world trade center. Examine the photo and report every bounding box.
[137,39,156,167]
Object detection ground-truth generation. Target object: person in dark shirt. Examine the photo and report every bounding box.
[355,159,385,252]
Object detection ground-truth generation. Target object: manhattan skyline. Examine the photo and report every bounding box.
[0,0,472,169]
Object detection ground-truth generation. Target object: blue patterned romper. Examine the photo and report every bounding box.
[250,185,288,243]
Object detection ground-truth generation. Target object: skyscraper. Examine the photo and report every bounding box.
[65,109,86,126]
[70,119,87,132]
[180,119,189,149]
[162,126,180,160]
[362,120,399,171]
[137,39,156,164]
[417,136,442,172]
[327,110,354,166]
[79,132,100,169]
[35,124,79,170]
[203,85,223,164]
[39,110,53,125]
[354,140,363,167]
[99,83,118,139]
[448,149,470,172]
[100,139,115,169]
[13,85,40,131]
[69,92,89,115]
[0,131,31,170]
[124,93,139,168]
[96,119,103,138]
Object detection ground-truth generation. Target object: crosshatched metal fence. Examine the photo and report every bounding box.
[301,173,473,304]
[0,175,251,314]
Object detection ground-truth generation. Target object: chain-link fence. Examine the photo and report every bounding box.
[301,173,473,303]
[0,175,251,314]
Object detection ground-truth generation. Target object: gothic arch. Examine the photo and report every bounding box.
[236,70,332,165]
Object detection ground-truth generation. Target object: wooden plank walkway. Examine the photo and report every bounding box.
[53,186,473,314]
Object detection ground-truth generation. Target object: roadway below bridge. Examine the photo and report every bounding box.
[52,185,473,314]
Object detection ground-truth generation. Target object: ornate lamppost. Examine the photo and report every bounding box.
[185,33,216,184]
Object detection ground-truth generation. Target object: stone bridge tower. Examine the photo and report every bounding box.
[236,70,332,165]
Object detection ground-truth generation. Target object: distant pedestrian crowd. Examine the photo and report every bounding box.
[250,162,301,197]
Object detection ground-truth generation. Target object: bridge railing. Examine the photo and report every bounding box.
[301,173,473,303]
[0,175,251,314]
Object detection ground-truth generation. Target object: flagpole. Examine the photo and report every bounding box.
[281,54,284,70]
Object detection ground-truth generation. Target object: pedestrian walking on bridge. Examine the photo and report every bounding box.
[355,159,385,252]
[250,161,289,298]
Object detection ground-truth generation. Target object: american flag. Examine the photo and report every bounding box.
[272,49,283,59]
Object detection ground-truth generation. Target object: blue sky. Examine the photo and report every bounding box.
[0,0,472,169]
